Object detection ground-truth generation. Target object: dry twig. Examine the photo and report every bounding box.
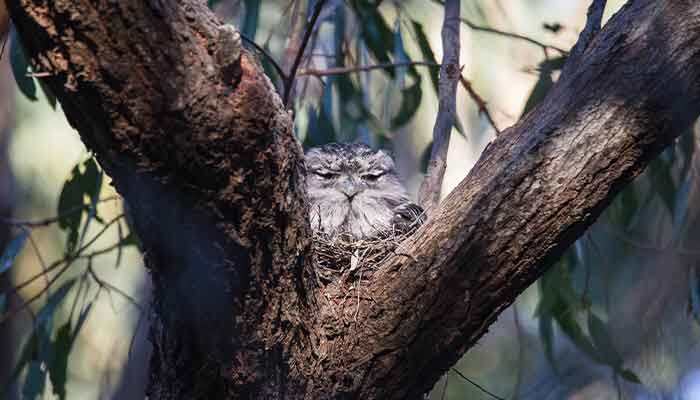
[283,0,327,106]
[418,0,461,211]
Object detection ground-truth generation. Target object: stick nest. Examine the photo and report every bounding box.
[313,229,412,284]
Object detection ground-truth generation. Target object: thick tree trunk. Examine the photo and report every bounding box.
[6,0,700,399]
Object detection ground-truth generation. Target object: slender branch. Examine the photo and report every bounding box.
[283,0,327,106]
[298,61,439,77]
[460,17,568,54]
[0,34,7,60]
[459,75,500,134]
[417,0,461,211]
[0,261,72,324]
[24,228,50,298]
[281,0,307,72]
[451,368,506,400]
[298,61,502,135]
[439,374,449,400]
[86,263,144,311]
[0,196,120,228]
[2,215,124,303]
[0,215,126,325]
[240,33,287,81]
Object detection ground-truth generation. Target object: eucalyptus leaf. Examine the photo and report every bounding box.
[0,230,29,275]
[4,332,38,391]
[391,80,422,128]
[48,323,72,400]
[36,280,76,328]
[351,0,395,76]
[521,56,567,117]
[57,165,85,254]
[648,157,677,219]
[538,314,557,372]
[242,0,261,39]
[587,312,623,367]
[9,27,38,102]
[410,20,439,94]
[21,361,46,400]
[618,368,642,384]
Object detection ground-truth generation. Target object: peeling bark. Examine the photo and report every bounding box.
[6,0,700,399]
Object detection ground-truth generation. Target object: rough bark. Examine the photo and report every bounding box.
[7,1,314,398]
[6,0,700,399]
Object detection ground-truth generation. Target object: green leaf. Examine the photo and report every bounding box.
[242,0,261,39]
[72,303,93,342]
[521,69,554,117]
[49,323,71,400]
[538,256,600,364]
[0,293,5,314]
[610,184,639,228]
[9,27,38,102]
[587,312,623,367]
[57,165,84,254]
[303,84,337,147]
[57,159,104,253]
[521,56,567,117]
[618,368,642,384]
[554,306,599,362]
[410,20,439,95]
[36,280,75,327]
[648,157,677,220]
[82,158,104,224]
[391,79,422,128]
[538,314,557,372]
[21,361,46,400]
[0,230,29,275]
[4,332,38,391]
[352,0,395,76]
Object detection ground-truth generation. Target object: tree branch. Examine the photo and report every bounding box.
[418,0,461,211]
[7,1,313,397]
[298,61,439,77]
[561,0,607,77]
[7,1,700,399]
[320,1,700,397]
[459,75,501,134]
[460,17,568,54]
[240,33,287,81]
[283,0,327,106]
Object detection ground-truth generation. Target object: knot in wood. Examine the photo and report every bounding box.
[445,62,460,79]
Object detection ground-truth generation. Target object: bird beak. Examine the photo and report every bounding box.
[340,179,360,199]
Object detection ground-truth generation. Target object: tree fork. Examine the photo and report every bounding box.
[7,0,700,399]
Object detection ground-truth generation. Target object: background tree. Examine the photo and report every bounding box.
[2,0,700,399]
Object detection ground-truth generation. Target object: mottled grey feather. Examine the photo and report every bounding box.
[305,143,423,239]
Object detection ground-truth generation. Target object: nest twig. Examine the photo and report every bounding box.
[312,228,413,285]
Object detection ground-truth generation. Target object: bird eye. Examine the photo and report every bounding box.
[362,172,384,182]
[315,171,337,180]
